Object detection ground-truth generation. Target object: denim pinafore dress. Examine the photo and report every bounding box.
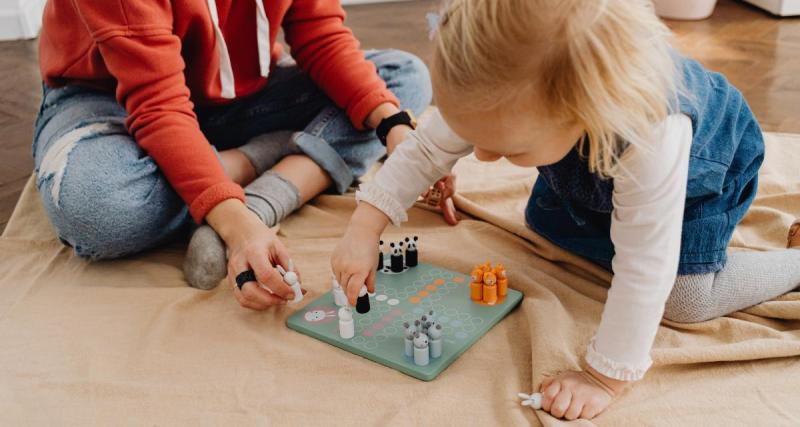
[525,57,765,275]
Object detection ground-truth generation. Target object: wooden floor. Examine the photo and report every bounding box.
[0,0,798,232]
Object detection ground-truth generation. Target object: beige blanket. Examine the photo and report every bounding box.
[1,133,799,426]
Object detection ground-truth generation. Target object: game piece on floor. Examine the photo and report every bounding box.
[404,236,419,267]
[494,264,508,297]
[470,267,484,301]
[518,392,543,410]
[356,285,371,314]
[276,260,303,304]
[414,319,422,333]
[332,275,348,307]
[413,332,430,366]
[390,242,404,273]
[378,240,385,271]
[482,271,498,305]
[425,187,442,207]
[403,322,415,357]
[338,307,355,339]
[426,310,436,322]
[428,324,443,358]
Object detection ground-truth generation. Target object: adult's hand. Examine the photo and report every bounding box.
[206,199,299,310]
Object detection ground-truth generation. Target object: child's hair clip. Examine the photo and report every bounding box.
[426,0,455,41]
[426,12,441,41]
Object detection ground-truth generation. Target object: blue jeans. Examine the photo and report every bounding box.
[32,49,432,259]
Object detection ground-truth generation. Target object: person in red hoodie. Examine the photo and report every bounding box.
[33,0,434,309]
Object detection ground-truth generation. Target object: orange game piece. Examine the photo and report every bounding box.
[494,264,508,297]
[469,267,484,301]
[482,271,498,305]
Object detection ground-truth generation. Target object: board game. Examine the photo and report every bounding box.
[286,259,523,381]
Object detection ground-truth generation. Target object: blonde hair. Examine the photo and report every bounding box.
[434,0,680,176]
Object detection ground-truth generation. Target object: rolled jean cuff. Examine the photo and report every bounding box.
[293,131,354,194]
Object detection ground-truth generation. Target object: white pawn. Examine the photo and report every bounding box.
[413,332,430,366]
[338,307,355,339]
[428,324,443,358]
[331,275,348,307]
[402,322,415,357]
[518,392,543,410]
[276,261,303,304]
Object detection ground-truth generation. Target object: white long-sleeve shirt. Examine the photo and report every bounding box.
[358,110,693,381]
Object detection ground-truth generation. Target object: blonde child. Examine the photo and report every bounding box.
[331,0,800,420]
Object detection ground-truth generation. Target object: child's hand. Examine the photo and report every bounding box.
[539,367,626,420]
[331,203,391,304]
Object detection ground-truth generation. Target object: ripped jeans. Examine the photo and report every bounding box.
[32,49,432,259]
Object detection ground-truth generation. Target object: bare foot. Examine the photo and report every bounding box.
[788,220,800,248]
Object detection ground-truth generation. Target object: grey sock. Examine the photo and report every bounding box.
[664,249,800,323]
[244,171,302,227]
[183,172,301,290]
[183,225,228,290]
[237,131,302,176]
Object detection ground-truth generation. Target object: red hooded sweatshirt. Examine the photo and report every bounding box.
[39,0,399,222]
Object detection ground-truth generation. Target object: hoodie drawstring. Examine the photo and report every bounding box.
[206,0,271,99]
[253,0,271,78]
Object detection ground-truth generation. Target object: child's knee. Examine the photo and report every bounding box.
[663,275,716,323]
[663,304,716,324]
[36,136,188,259]
[46,189,186,260]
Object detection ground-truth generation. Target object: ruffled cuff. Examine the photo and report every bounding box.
[585,337,651,382]
[355,183,408,226]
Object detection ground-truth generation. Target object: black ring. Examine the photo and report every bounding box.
[235,270,257,290]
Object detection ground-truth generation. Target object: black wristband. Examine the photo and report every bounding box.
[376,110,417,146]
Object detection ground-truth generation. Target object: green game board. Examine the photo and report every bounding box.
[286,262,523,381]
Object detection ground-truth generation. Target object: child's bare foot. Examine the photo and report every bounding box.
[788,219,800,248]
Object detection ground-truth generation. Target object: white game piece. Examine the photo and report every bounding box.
[338,307,355,339]
[518,392,543,410]
[331,275,348,307]
[428,324,443,358]
[375,295,388,302]
[276,261,303,304]
[413,332,430,366]
[402,322,415,357]
[387,298,399,306]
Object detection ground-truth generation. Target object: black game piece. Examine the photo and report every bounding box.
[377,240,385,271]
[405,236,419,267]
[355,285,370,314]
[390,242,404,273]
